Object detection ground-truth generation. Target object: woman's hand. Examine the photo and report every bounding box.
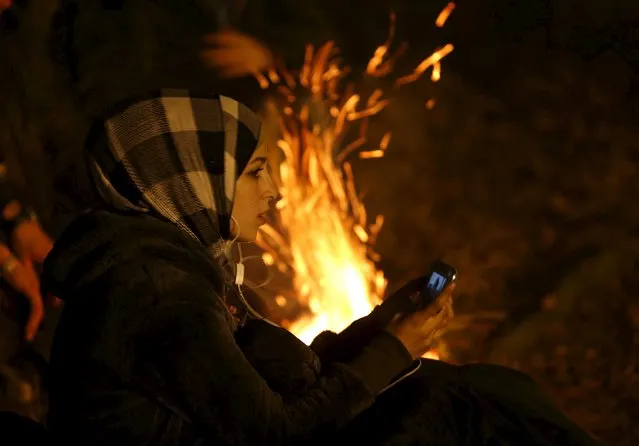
[200,29,274,78]
[386,286,455,359]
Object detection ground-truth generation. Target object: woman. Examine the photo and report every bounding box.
[42,90,454,445]
[43,90,600,446]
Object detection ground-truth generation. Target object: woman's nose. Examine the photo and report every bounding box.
[265,188,281,208]
[266,192,282,208]
[262,171,279,201]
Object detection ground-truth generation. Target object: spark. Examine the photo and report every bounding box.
[436,2,456,28]
[395,44,455,87]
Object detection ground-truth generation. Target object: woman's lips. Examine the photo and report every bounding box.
[257,214,267,225]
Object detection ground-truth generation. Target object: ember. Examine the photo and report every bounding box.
[255,8,454,348]
[435,2,456,28]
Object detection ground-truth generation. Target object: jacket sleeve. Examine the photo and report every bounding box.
[142,263,413,445]
[310,312,419,394]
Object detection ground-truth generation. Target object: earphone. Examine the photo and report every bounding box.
[234,262,245,285]
[228,216,280,327]
[225,214,274,288]
[234,245,274,288]
[378,359,423,395]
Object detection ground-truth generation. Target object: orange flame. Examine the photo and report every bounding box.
[255,14,452,352]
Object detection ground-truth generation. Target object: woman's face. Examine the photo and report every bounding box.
[231,143,277,241]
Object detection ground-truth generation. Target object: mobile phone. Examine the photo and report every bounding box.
[419,260,457,307]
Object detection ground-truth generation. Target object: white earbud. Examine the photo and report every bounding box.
[235,262,245,285]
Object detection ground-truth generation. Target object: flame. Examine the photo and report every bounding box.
[255,10,453,352]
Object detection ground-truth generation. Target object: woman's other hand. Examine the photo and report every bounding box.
[386,286,455,359]
[200,29,274,78]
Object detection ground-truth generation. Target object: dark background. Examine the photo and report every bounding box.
[1,1,638,444]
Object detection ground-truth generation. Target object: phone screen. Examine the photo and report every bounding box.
[426,271,448,295]
[421,261,457,304]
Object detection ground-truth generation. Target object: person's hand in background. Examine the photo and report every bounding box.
[2,200,54,266]
[0,244,43,341]
[0,200,59,340]
[9,212,61,305]
[201,29,274,78]
[10,219,53,267]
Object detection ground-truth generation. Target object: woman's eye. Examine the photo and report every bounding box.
[251,167,264,177]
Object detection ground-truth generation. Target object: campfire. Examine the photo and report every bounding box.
[256,5,455,351]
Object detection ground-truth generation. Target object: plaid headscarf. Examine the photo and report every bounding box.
[86,89,262,247]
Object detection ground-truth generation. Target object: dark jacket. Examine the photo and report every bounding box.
[42,210,413,445]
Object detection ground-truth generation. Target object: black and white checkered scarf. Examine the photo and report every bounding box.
[86,89,262,248]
